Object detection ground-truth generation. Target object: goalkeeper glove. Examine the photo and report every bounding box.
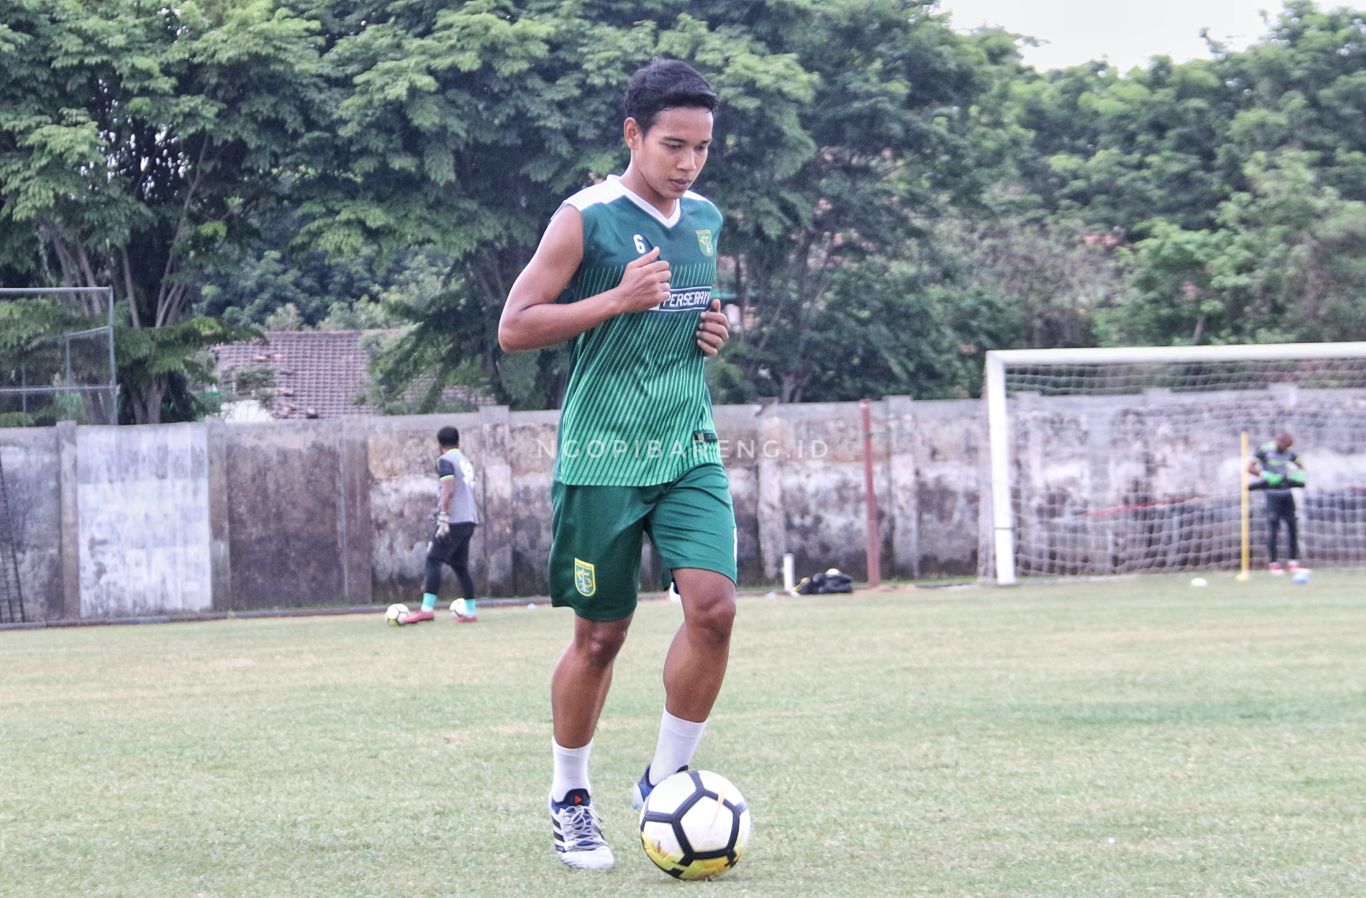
[435,513,450,538]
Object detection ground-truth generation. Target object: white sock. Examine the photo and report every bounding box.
[648,710,707,786]
[550,738,592,803]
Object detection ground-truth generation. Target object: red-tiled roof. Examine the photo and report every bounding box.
[213,330,379,419]
[214,330,495,420]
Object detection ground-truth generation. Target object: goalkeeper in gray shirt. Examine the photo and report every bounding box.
[401,425,480,624]
[1248,430,1305,575]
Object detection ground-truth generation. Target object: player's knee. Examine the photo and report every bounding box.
[573,621,630,668]
[686,590,735,644]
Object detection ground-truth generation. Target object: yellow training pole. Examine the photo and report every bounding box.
[1237,431,1251,581]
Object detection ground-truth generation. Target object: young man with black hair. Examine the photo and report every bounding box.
[499,58,736,871]
[400,425,480,623]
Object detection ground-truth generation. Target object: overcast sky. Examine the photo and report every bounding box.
[936,0,1283,71]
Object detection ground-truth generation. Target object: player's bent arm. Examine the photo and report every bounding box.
[499,207,672,352]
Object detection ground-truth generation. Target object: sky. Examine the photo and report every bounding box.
[936,0,1280,71]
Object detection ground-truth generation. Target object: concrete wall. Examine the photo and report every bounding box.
[0,396,984,620]
[10,385,1366,620]
[76,424,214,617]
[0,427,64,621]
[1002,386,1366,574]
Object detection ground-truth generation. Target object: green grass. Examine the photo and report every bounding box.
[3,573,1365,898]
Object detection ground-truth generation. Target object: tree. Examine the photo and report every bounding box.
[194,211,426,332]
[1216,1,1366,204]
[783,259,1025,401]
[0,0,325,422]
[1103,150,1366,345]
[711,0,998,402]
[283,0,819,408]
[914,212,1121,350]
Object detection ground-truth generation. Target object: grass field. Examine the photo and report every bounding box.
[3,573,1365,898]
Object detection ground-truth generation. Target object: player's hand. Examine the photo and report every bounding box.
[696,299,730,357]
[614,246,671,313]
[435,513,450,539]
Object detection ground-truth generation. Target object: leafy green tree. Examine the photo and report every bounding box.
[1006,2,1364,235]
[1098,221,1223,345]
[915,213,1120,351]
[784,259,1025,401]
[988,1,1365,354]
[1103,150,1366,345]
[1006,56,1239,234]
[194,212,427,332]
[1216,2,1366,203]
[0,0,325,422]
[290,0,816,408]
[713,0,998,402]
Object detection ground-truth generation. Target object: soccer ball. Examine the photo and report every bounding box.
[639,770,750,880]
[1292,569,1311,585]
[450,598,470,618]
[385,603,409,626]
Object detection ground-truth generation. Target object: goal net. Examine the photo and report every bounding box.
[982,343,1366,584]
[0,287,117,427]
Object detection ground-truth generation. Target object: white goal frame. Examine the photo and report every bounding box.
[984,342,1366,585]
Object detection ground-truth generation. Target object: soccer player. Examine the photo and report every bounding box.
[1247,430,1306,574]
[400,425,480,623]
[498,58,736,872]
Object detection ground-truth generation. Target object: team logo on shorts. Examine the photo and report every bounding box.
[696,229,714,257]
[573,558,597,597]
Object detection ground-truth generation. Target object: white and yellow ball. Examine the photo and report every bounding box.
[639,770,751,880]
[385,603,409,626]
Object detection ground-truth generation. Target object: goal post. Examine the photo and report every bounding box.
[983,342,1366,585]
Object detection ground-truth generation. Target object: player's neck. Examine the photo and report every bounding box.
[617,170,678,218]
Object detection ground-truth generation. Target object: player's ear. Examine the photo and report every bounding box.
[624,117,642,152]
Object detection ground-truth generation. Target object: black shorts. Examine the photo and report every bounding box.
[428,521,476,567]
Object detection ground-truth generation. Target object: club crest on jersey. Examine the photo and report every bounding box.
[573,558,597,597]
[696,229,714,256]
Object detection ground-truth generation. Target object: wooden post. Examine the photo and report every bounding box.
[861,399,881,588]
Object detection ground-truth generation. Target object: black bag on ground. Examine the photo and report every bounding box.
[795,570,854,595]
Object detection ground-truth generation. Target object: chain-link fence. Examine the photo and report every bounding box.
[0,287,117,426]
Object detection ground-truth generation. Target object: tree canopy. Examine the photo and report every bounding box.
[1,0,1363,422]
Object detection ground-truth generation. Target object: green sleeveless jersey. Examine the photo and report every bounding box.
[554,175,724,486]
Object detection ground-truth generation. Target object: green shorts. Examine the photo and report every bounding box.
[549,463,737,621]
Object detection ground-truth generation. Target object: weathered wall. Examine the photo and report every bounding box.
[222,420,353,610]
[10,384,1365,621]
[0,396,985,619]
[1004,387,1366,574]
[0,427,63,621]
[76,424,214,617]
